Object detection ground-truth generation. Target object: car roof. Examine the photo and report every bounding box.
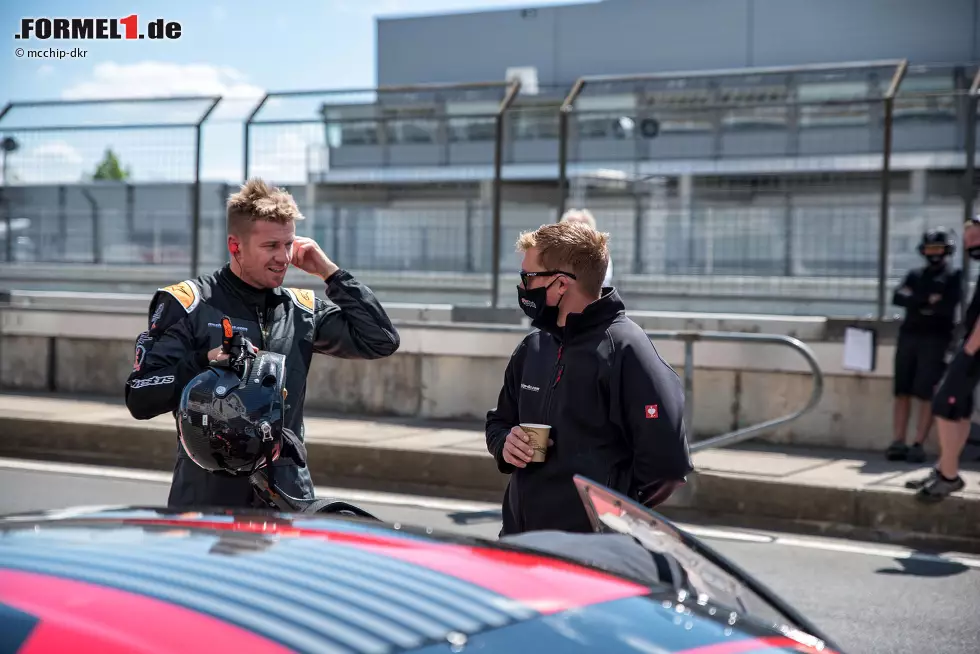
[0,506,829,654]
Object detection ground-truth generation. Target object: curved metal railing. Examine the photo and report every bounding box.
[644,330,824,453]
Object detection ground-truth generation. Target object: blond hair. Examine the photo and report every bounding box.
[226,178,304,237]
[517,219,609,296]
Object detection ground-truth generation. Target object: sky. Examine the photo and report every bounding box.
[0,0,580,185]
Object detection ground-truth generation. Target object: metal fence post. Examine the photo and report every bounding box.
[557,110,569,222]
[557,79,586,222]
[876,60,908,319]
[80,189,99,264]
[0,119,11,264]
[491,80,522,309]
[57,185,66,259]
[243,94,270,182]
[963,73,979,304]
[2,187,9,264]
[965,74,980,225]
[191,98,221,279]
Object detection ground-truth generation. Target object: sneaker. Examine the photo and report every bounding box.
[886,441,909,461]
[904,468,938,489]
[906,443,927,464]
[915,474,965,503]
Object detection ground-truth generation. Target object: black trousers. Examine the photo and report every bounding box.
[894,332,950,400]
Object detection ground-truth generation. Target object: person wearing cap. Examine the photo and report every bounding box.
[907,218,980,502]
[887,228,962,463]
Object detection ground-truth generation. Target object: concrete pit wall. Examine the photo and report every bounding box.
[0,308,904,454]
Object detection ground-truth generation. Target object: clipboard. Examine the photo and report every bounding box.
[842,326,877,373]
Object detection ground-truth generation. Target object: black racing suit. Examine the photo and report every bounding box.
[932,271,980,421]
[891,264,961,400]
[486,288,692,536]
[125,264,400,509]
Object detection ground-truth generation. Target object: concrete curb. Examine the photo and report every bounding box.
[2,415,978,553]
[664,472,980,554]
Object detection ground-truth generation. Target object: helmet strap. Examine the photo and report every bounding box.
[258,420,278,499]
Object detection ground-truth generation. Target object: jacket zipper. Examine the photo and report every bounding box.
[543,344,564,424]
[519,342,563,533]
[255,307,267,349]
[553,345,565,388]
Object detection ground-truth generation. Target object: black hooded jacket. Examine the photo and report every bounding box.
[485,288,692,535]
[125,264,400,509]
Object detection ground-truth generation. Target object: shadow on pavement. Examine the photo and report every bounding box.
[875,554,971,578]
[447,509,502,526]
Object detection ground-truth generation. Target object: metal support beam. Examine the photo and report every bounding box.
[490,80,522,308]
[876,60,908,320]
[243,93,270,182]
[962,68,980,304]
[80,189,99,264]
[191,97,222,279]
[557,78,586,222]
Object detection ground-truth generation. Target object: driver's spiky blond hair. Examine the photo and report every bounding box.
[226,178,304,236]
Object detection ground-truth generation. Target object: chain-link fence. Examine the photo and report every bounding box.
[243,81,522,306]
[0,96,220,277]
[0,60,977,317]
[555,60,980,317]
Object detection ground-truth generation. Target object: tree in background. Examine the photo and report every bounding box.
[92,148,131,181]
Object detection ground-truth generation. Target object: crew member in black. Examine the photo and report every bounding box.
[908,218,980,502]
[485,219,692,535]
[887,228,961,463]
[125,179,400,509]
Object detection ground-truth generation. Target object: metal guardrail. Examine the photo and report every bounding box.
[644,330,824,453]
[373,320,825,451]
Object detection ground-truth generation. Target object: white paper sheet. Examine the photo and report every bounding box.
[842,326,876,373]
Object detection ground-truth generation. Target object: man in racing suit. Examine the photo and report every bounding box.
[125,178,400,509]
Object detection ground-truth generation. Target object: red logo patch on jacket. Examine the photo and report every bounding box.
[645,405,658,419]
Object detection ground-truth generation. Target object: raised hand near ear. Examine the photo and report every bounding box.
[291,237,339,280]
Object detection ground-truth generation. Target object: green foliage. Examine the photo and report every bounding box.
[92,148,130,181]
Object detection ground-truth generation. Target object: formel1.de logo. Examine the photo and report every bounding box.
[15,16,182,40]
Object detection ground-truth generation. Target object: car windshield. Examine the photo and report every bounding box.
[572,476,835,652]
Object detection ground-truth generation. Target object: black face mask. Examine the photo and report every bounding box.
[517,278,561,323]
[926,255,946,267]
[969,246,980,261]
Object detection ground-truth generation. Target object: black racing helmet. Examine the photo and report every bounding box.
[918,227,956,260]
[177,349,288,476]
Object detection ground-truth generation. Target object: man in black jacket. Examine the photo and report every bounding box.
[887,227,961,463]
[125,178,400,509]
[486,219,692,535]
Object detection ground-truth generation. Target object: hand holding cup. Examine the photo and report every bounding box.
[502,424,553,468]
